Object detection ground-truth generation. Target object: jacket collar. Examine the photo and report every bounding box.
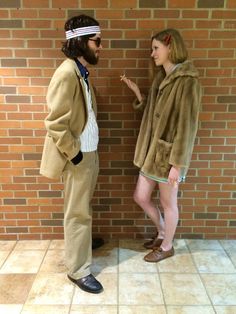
[74,58,89,80]
[159,60,199,90]
[64,58,97,113]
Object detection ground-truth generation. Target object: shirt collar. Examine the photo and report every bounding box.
[74,58,89,80]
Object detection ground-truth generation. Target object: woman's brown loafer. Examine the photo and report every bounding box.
[143,236,163,249]
[144,247,174,263]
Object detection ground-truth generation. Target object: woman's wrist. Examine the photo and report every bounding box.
[136,92,143,102]
[172,165,180,171]
[173,165,180,169]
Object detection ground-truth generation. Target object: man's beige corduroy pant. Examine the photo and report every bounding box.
[62,151,99,280]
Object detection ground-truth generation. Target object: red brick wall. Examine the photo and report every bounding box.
[0,0,236,240]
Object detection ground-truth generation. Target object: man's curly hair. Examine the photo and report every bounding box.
[61,14,99,59]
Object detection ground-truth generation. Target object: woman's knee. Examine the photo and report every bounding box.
[160,197,177,211]
[133,190,140,204]
[133,190,148,206]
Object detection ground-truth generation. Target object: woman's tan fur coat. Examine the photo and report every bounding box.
[133,60,201,180]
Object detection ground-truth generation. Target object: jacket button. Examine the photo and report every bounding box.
[155,113,160,118]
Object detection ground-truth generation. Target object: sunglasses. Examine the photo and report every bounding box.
[88,37,101,47]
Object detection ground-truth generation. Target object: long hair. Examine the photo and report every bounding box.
[149,28,188,82]
[61,14,99,59]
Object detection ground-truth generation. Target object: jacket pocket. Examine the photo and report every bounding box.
[40,134,67,179]
[155,139,173,170]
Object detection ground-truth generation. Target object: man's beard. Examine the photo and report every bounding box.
[83,46,99,65]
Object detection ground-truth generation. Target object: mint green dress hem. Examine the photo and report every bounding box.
[140,171,186,184]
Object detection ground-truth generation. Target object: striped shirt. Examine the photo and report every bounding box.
[79,79,99,152]
[74,58,99,152]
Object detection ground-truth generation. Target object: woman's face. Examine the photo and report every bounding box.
[151,39,170,67]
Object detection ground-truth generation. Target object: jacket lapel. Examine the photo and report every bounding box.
[71,59,97,115]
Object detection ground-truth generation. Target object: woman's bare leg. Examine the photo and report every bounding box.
[158,182,179,251]
[133,174,165,238]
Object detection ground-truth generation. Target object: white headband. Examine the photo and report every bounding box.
[65,25,101,40]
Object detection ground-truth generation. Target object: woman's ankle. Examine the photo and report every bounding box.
[157,231,165,239]
[160,244,173,251]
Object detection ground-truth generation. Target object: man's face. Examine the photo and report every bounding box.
[83,35,102,65]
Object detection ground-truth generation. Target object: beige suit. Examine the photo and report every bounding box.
[40,58,97,179]
[40,58,99,280]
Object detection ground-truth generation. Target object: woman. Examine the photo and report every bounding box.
[121,28,201,262]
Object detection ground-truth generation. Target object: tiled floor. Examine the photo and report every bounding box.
[0,239,236,314]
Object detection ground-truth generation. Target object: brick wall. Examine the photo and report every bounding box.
[0,0,236,240]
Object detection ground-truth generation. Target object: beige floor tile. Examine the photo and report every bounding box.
[220,240,236,267]
[21,305,70,314]
[160,273,210,305]
[119,248,157,273]
[96,239,119,250]
[26,273,74,305]
[119,273,164,305]
[72,273,117,305]
[49,240,65,250]
[220,240,236,251]
[119,239,146,251]
[70,305,117,313]
[173,239,188,250]
[119,305,166,314]
[0,274,35,304]
[186,239,223,251]
[0,241,16,251]
[201,274,236,305]
[167,306,215,313]
[0,239,235,312]
[214,306,236,313]
[192,250,236,273]
[0,251,11,268]
[91,248,118,273]
[39,250,66,273]
[157,248,197,273]
[0,250,46,274]
[0,304,23,314]
[14,240,50,250]
[227,252,236,267]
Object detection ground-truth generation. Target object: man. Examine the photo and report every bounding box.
[40,15,103,294]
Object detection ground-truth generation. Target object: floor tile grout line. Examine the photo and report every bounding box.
[189,240,220,310]
[0,241,18,271]
[19,241,51,312]
[219,240,236,271]
[156,258,167,310]
[68,285,76,313]
[117,240,120,313]
[35,240,51,274]
[198,273,218,314]
[185,239,236,273]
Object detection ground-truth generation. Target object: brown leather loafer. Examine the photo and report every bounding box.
[144,247,174,263]
[143,236,163,249]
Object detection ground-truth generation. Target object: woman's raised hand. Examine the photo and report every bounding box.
[120,74,142,102]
